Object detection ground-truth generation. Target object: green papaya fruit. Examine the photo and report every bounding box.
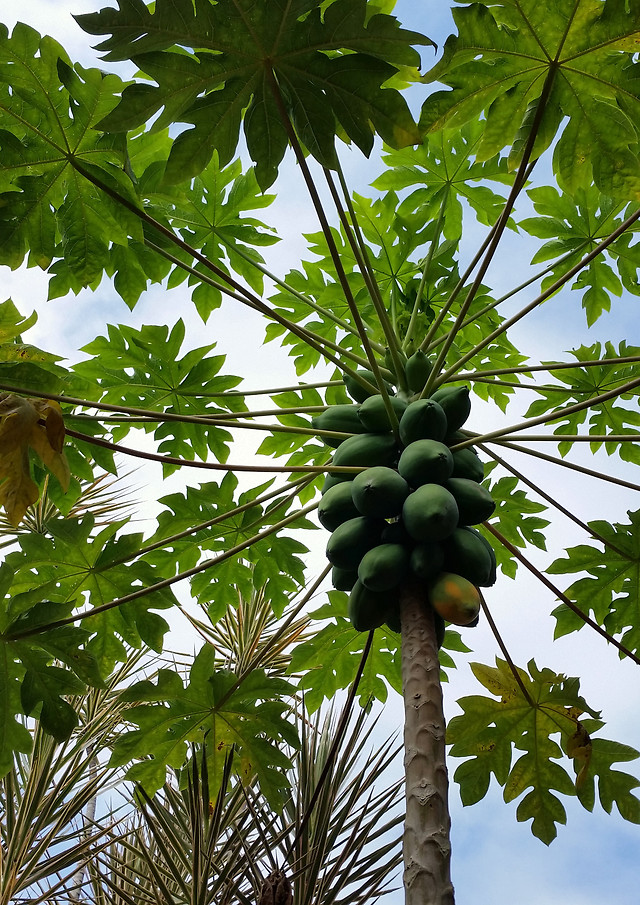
[399,398,447,445]
[318,481,360,531]
[358,394,407,432]
[348,580,393,631]
[444,477,496,525]
[405,349,434,393]
[402,484,459,542]
[385,346,407,385]
[344,369,394,403]
[322,472,353,494]
[358,543,409,591]
[451,446,484,482]
[430,385,471,432]
[326,516,385,570]
[331,432,398,470]
[351,466,410,518]
[410,542,444,581]
[434,610,446,648]
[398,439,454,487]
[471,528,497,586]
[442,527,496,587]
[381,519,414,546]
[385,604,402,634]
[312,404,368,448]
[331,565,358,591]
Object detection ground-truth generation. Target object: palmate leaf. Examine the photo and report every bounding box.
[484,475,550,577]
[420,0,640,198]
[548,509,640,655]
[3,516,176,674]
[72,319,246,469]
[447,657,640,843]
[110,643,299,809]
[76,0,430,188]
[520,184,640,326]
[523,341,640,463]
[374,119,515,243]
[0,24,142,279]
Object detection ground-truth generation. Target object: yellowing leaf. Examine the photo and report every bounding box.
[0,394,70,526]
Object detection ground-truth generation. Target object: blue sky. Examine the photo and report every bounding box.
[2,2,640,902]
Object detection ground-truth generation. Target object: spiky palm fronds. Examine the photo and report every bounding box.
[0,652,146,905]
[186,582,311,678]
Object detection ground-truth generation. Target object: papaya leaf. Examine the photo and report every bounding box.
[374,119,515,243]
[446,658,631,843]
[523,341,640,462]
[73,320,246,469]
[0,24,142,280]
[76,0,430,187]
[0,395,70,526]
[548,509,640,654]
[484,475,550,577]
[520,185,640,326]
[110,644,299,809]
[3,516,176,674]
[420,0,640,198]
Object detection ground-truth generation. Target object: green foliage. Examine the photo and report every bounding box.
[77,0,430,187]
[548,509,640,653]
[110,643,299,808]
[448,658,640,843]
[420,0,640,198]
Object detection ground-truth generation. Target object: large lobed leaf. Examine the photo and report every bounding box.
[420,0,640,198]
[447,657,640,843]
[76,0,431,187]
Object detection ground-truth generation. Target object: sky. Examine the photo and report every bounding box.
[2,2,640,903]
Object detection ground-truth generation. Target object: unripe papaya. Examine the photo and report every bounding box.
[429,572,481,626]
[318,481,360,531]
[402,484,459,542]
[405,349,434,393]
[312,404,367,448]
[381,519,414,546]
[430,385,471,432]
[358,394,407,432]
[442,527,496,587]
[399,399,447,446]
[451,446,484,482]
[348,580,392,632]
[385,604,402,634]
[358,543,409,591]
[444,477,496,525]
[384,346,407,385]
[322,472,353,494]
[351,466,410,518]
[410,542,445,581]
[326,516,385,570]
[344,369,394,403]
[331,565,358,591]
[398,439,454,487]
[331,432,398,470]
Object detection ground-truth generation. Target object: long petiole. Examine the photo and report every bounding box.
[7,503,320,640]
[484,524,640,665]
[404,197,447,350]
[437,206,640,385]
[480,444,630,558]
[456,355,640,381]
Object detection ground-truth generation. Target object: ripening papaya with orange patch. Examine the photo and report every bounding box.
[429,572,481,626]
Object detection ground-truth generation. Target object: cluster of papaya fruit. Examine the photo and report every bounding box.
[313,352,497,639]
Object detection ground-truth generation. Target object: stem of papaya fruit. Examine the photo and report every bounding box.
[401,580,455,905]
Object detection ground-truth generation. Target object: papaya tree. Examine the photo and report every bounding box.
[1,1,640,903]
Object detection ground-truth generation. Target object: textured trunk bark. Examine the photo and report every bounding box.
[401,580,455,905]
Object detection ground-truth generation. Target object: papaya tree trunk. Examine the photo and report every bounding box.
[401,580,455,905]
